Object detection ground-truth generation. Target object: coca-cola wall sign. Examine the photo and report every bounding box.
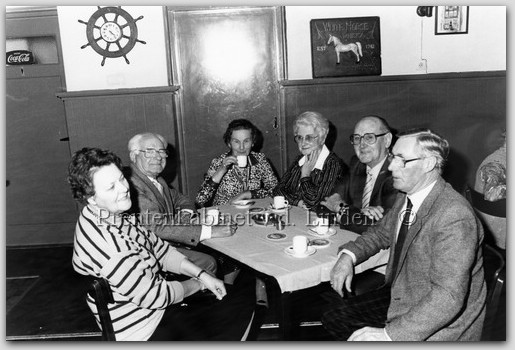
[6,50,35,65]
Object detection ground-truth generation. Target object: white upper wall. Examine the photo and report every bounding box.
[285,6,506,79]
[54,5,506,91]
[57,6,169,91]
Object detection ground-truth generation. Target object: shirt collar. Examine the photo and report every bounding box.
[298,145,330,170]
[406,180,437,213]
[366,155,387,178]
[146,175,160,184]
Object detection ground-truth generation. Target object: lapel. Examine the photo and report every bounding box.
[393,177,446,281]
[156,176,175,213]
[370,158,391,203]
[130,164,168,212]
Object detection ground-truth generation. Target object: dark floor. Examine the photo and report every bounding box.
[5,245,333,341]
[6,245,505,341]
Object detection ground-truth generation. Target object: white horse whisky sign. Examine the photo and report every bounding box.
[310,17,381,78]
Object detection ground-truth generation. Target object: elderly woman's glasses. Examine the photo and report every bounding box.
[387,152,424,168]
[349,132,388,145]
[137,148,169,158]
[294,134,319,144]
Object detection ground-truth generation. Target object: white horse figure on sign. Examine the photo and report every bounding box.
[327,34,363,64]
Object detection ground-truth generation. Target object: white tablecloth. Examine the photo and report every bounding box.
[201,198,389,293]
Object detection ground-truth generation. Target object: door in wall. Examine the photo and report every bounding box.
[6,9,77,246]
[168,7,286,199]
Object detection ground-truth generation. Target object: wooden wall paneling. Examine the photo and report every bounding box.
[7,76,78,246]
[168,7,286,199]
[280,72,506,192]
[58,87,181,189]
[6,9,77,246]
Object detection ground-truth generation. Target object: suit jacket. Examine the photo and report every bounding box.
[339,177,487,341]
[126,165,201,246]
[334,156,397,233]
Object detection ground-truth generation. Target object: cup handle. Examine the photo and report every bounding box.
[284,200,289,206]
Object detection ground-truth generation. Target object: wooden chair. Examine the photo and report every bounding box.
[465,185,506,340]
[87,278,116,341]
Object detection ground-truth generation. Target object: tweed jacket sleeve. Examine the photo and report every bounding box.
[127,166,202,247]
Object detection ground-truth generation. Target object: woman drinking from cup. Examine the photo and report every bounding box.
[273,111,347,209]
[68,147,254,341]
[196,119,278,207]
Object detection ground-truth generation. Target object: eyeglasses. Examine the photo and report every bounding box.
[294,134,319,144]
[387,152,424,168]
[136,148,169,158]
[349,132,388,145]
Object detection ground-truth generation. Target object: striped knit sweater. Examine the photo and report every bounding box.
[72,205,187,341]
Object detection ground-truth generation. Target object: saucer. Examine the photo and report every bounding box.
[249,207,266,214]
[266,233,287,241]
[309,238,330,248]
[232,200,255,209]
[308,227,336,237]
[268,204,291,214]
[284,245,316,258]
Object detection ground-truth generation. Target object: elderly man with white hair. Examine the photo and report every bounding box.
[322,128,486,341]
[126,132,235,275]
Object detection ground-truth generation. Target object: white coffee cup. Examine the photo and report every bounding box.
[237,155,248,168]
[273,195,289,209]
[206,208,220,225]
[314,217,330,235]
[292,235,308,256]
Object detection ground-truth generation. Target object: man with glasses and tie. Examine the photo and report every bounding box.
[321,128,486,341]
[322,115,397,233]
[126,132,235,274]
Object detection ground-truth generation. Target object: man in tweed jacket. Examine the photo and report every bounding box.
[126,132,235,274]
[322,129,486,341]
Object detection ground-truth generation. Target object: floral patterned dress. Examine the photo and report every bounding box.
[196,151,278,207]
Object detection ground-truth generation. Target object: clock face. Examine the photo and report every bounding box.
[100,22,122,43]
[80,6,146,66]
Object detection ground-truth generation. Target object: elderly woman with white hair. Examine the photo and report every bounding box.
[273,111,347,209]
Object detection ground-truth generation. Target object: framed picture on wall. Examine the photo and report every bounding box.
[310,16,381,78]
[435,6,469,35]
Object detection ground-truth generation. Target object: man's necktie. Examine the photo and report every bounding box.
[150,177,164,196]
[361,170,373,208]
[390,197,413,280]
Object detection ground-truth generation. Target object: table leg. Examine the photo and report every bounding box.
[277,291,293,340]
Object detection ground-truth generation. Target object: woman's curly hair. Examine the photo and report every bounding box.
[67,147,122,204]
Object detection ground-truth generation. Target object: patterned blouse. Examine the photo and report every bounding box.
[196,151,278,207]
[72,206,187,341]
[273,151,346,209]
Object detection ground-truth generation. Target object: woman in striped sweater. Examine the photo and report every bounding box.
[68,147,254,341]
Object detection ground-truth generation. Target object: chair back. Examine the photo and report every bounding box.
[481,243,506,340]
[465,186,506,218]
[87,278,116,341]
[465,185,506,340]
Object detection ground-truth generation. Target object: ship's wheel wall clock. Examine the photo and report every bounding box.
[79,6,146,66]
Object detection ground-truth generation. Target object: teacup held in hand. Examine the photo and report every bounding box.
[273,196,289,210]
[237,155,247,168]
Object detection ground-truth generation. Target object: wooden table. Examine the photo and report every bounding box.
[201,198,388,339]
